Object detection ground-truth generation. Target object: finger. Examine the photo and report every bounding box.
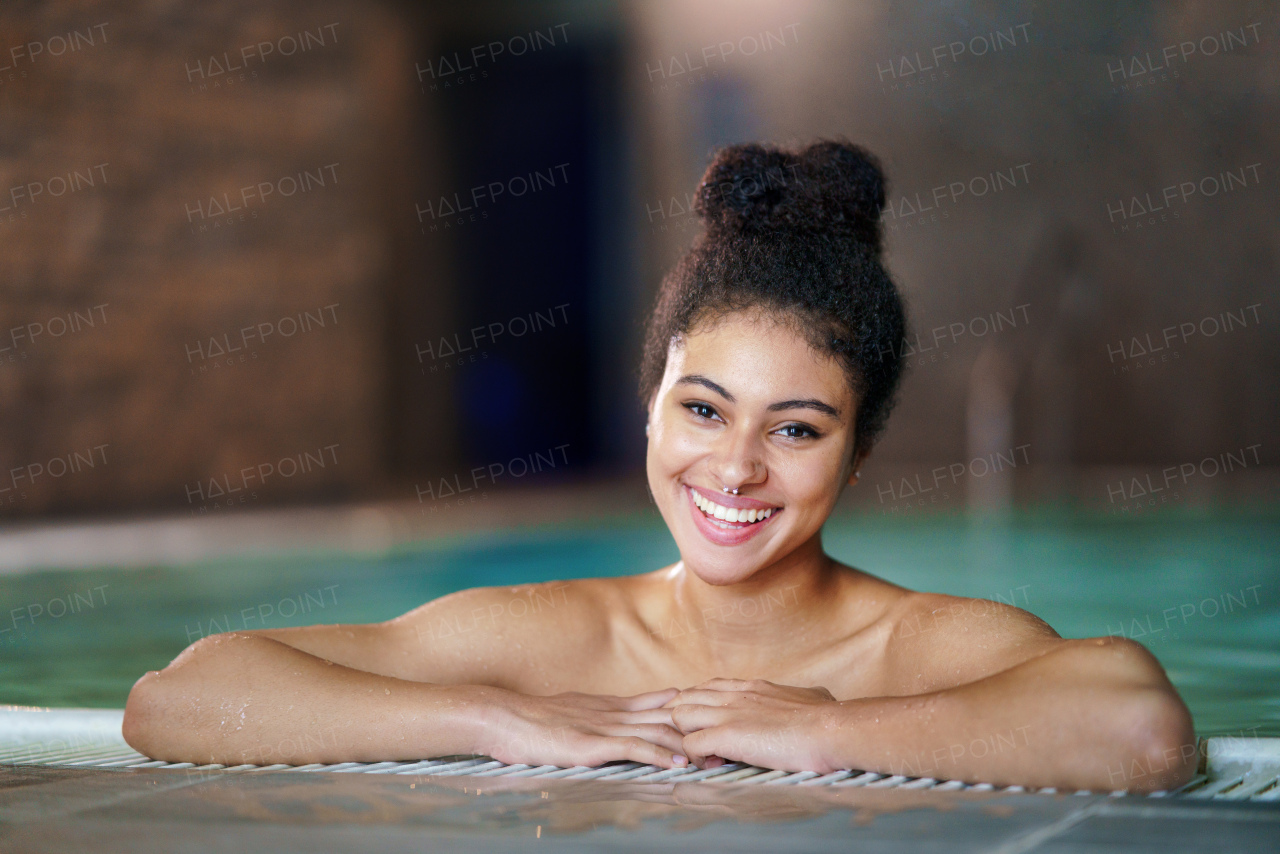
[585,735,687,770]
[614,708,676,726]
[554,692,617,711]
[679,732,728,769]
[670,703,726,734]
[695,678,793,698]
[668,689,742,708]
[683,728,733,767]
[690,677,754,691]
[603,723,686,756]
[613,687,680,711]
[680,737,709,768]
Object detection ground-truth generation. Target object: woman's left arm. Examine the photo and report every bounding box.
[669,634,1196,793]
[849,635,1193,791]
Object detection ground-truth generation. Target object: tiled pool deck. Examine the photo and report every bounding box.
[2,709,1278,853]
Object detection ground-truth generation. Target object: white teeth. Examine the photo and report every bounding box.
[689,488,776,526]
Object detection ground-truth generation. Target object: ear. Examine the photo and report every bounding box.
[847,446,871,486]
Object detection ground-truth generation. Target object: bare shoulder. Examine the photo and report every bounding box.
[382,576,621,688]
[880,589,1064,694]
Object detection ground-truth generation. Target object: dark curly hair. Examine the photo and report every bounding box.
[638,138,908,459]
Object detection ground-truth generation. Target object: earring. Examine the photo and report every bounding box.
[645,423,650,437]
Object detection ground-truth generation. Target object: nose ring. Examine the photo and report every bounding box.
[722,485,739,495]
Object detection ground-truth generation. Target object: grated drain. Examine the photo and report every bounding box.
[2,708,1276,801]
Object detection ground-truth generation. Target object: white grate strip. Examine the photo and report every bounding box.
[2,709,1277,800]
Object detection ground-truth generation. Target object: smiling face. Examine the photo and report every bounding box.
[645,309,865,586]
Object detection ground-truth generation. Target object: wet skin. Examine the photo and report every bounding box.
[123,310,1197,793]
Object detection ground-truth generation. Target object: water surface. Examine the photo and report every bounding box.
[1,507,1275,737]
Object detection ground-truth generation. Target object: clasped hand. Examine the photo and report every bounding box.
[485,679,841,773]
[664,678,842,772]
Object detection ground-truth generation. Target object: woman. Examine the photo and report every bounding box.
[123,139,1196,793]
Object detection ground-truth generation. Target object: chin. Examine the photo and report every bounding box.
[681,551,761,586]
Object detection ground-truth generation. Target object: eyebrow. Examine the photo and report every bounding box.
[675,374,842,418]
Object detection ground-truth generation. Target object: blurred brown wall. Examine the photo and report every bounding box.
[1,0,1275,520]
[0,0,457,517]
[625,0,1277,511]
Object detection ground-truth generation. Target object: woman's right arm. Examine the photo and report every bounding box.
[123,630,688,769]
[123,631,494,765]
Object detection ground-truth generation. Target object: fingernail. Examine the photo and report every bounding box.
[673,754,688,766]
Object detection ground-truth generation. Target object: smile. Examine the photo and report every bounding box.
[682,484,782,545]
[691,491,775,527]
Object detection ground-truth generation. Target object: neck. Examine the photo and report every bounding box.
[660,534,844,674]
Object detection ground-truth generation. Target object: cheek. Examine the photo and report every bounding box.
[772,449,848,505]
[645,426,683,500]
[649,419,704,472]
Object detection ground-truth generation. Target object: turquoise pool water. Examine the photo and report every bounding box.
[1,507,1276,737]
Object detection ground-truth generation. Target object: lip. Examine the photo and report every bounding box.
[683,484,781,547]
[684,483,781,512]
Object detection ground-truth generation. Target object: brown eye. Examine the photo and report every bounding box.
[777,423,819,440]
[684,402,718,420]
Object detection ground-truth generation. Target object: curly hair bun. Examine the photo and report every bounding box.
[693,138,887,253]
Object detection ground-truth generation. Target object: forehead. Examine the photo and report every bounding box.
[666,310,855,409]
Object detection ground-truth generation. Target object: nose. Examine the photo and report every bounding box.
[707,422,766,491]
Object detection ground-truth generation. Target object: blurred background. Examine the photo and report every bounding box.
[0,0,1277,728]
[0,0,1275,533]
